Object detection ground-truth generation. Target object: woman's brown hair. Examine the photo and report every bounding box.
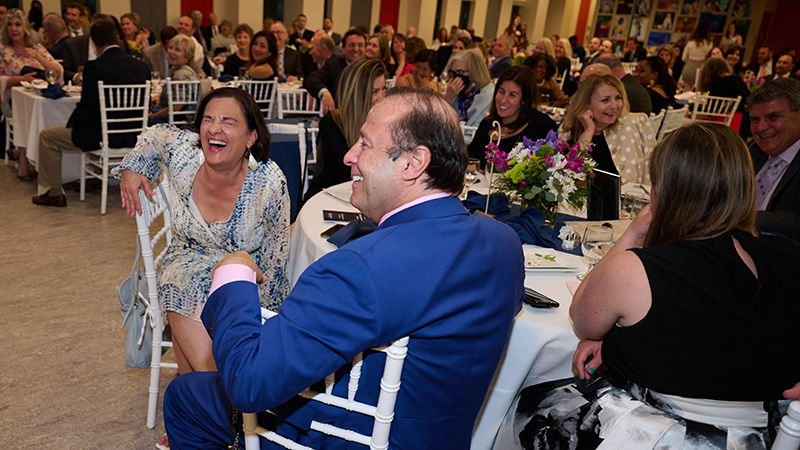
[644,122,755,247]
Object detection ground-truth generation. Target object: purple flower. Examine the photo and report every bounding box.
[545,129,558,145]
[545,154,555,168]
[522,136,535,149]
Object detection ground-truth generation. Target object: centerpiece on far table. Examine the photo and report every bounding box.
[485,130,595,225]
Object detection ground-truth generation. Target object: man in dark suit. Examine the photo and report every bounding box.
[304,28,366,113]
[32,19,150,207]
[302,31,334,76]
[42,13,70,60]
[621,38,647,62]
[163,89,524,449]
[747,45,774,79]
[748,78,800,240]
[597,54,652,114]
[323,17,340,46]
[289,13,314,47]
[200,11,218,46]
[270,21,303,80]
[62,34,91,84]
[765,53,800,82]
[142,26,177,79]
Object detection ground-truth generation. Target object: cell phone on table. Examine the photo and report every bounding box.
[320,224,345,238]
[523,287,560,309]
[323,210,363,222]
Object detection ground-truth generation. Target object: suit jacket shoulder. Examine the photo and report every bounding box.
[69,47,151,151]
[62,35,90,82]
[142,44,165,75]
[303,55,347,98]
[283,47,303,77]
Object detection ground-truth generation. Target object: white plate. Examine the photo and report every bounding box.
[524,252,578,272]
[63,85,81,94]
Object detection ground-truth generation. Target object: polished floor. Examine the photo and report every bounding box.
[0,161,173,448]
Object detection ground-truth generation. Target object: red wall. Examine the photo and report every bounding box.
[181,0,213,27]
[379,0,400,31]
[763,0,800,56]
[575,0,592,45]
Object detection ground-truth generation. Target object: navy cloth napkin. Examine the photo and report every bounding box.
[504,208,584,255]
[462,192,521,221]
[327,219,378,247]
[41,83,67,99]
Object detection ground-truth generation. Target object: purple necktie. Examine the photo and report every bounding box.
[755,156,787,209]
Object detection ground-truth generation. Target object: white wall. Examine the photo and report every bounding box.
[304,0,325,31]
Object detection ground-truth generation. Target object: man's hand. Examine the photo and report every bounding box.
[321,90,335,114]
[784,381,800,400]
[213,251,266,284]
[573,339,603,379]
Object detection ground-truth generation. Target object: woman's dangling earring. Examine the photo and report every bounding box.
[246,147,258,171]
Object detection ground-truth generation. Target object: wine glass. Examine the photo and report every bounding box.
[576,225,614,280]
[464,158,480,195]
[45,69,55,85]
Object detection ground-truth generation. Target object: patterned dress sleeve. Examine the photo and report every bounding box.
[114,123,181,182]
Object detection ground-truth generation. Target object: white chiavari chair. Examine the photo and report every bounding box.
[772,400,800,450]
[690,93,741,127]
[236,79,278,119]
[165,78,202,129]
[242,320,410,450]
[277,87,323,119]
[657,105,689,141]
[649,109,666,140]
[81,81,150,214]
[4,115,13,166]
[133,177,178,429]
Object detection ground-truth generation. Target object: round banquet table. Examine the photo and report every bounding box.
[288,182,585,449]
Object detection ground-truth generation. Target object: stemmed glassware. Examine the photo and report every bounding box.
[576,225,614,281]
[464,158,480,194]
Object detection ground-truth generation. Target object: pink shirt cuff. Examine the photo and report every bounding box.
[209,264,257,296]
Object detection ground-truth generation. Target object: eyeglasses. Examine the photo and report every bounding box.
[448,69,468,78]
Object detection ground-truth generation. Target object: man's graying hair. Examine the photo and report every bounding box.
[748,77,800,111]
[385,88,467,195]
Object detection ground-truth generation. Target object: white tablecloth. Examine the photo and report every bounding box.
[289,182,584,449]
[11,86,81,182]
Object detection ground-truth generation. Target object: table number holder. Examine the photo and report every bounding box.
[484,120,502,216]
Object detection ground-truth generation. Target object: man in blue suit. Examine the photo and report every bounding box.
[163,89,525,448]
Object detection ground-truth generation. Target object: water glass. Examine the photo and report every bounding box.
[577,225,614,280]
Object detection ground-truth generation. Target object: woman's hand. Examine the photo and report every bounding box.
[617,204,652,250]
[120,169,155,216]
[444,76,464,103]
[212,55,226,65]
[784,381,800,400]
[573,339,603,380]
[578,108,596,134]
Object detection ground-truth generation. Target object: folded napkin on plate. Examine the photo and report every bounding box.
[40,83,67,99]
[327,218,378,247]
[462,192,521,221]
[504,208,583,255]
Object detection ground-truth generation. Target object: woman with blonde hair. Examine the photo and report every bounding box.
[533,37,555,58]
[514,121,800,449]
[443,48,494,126]
[559,73,655,215]
[1,8,63,180]
[148,34,203,123]
[120,12,151,49]
[303,59,388,200]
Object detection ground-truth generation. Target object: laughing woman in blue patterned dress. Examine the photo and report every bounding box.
[115,88,290,374]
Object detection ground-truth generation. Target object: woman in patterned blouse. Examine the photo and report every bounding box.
[1,8,63,180]
[116,88,290,374]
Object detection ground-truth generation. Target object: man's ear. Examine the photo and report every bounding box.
[401,145,431,181]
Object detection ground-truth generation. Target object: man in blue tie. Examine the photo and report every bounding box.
[163,89,524,448]
[748,78,800,241]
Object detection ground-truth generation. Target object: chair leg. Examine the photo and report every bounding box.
[147,323,163,429]
[100,155,108,215]
[243,413,260,450]
[80,154,86,201]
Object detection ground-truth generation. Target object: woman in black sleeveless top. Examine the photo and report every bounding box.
[514,123,800,449]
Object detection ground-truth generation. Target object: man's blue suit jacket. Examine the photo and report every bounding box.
[202,195,524,448]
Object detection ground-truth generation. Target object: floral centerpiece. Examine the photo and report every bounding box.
[511,52,527,67]
[299,39,311,53]
[485,130,595,224]
[127,40,143,59]
[742,70,765,94]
